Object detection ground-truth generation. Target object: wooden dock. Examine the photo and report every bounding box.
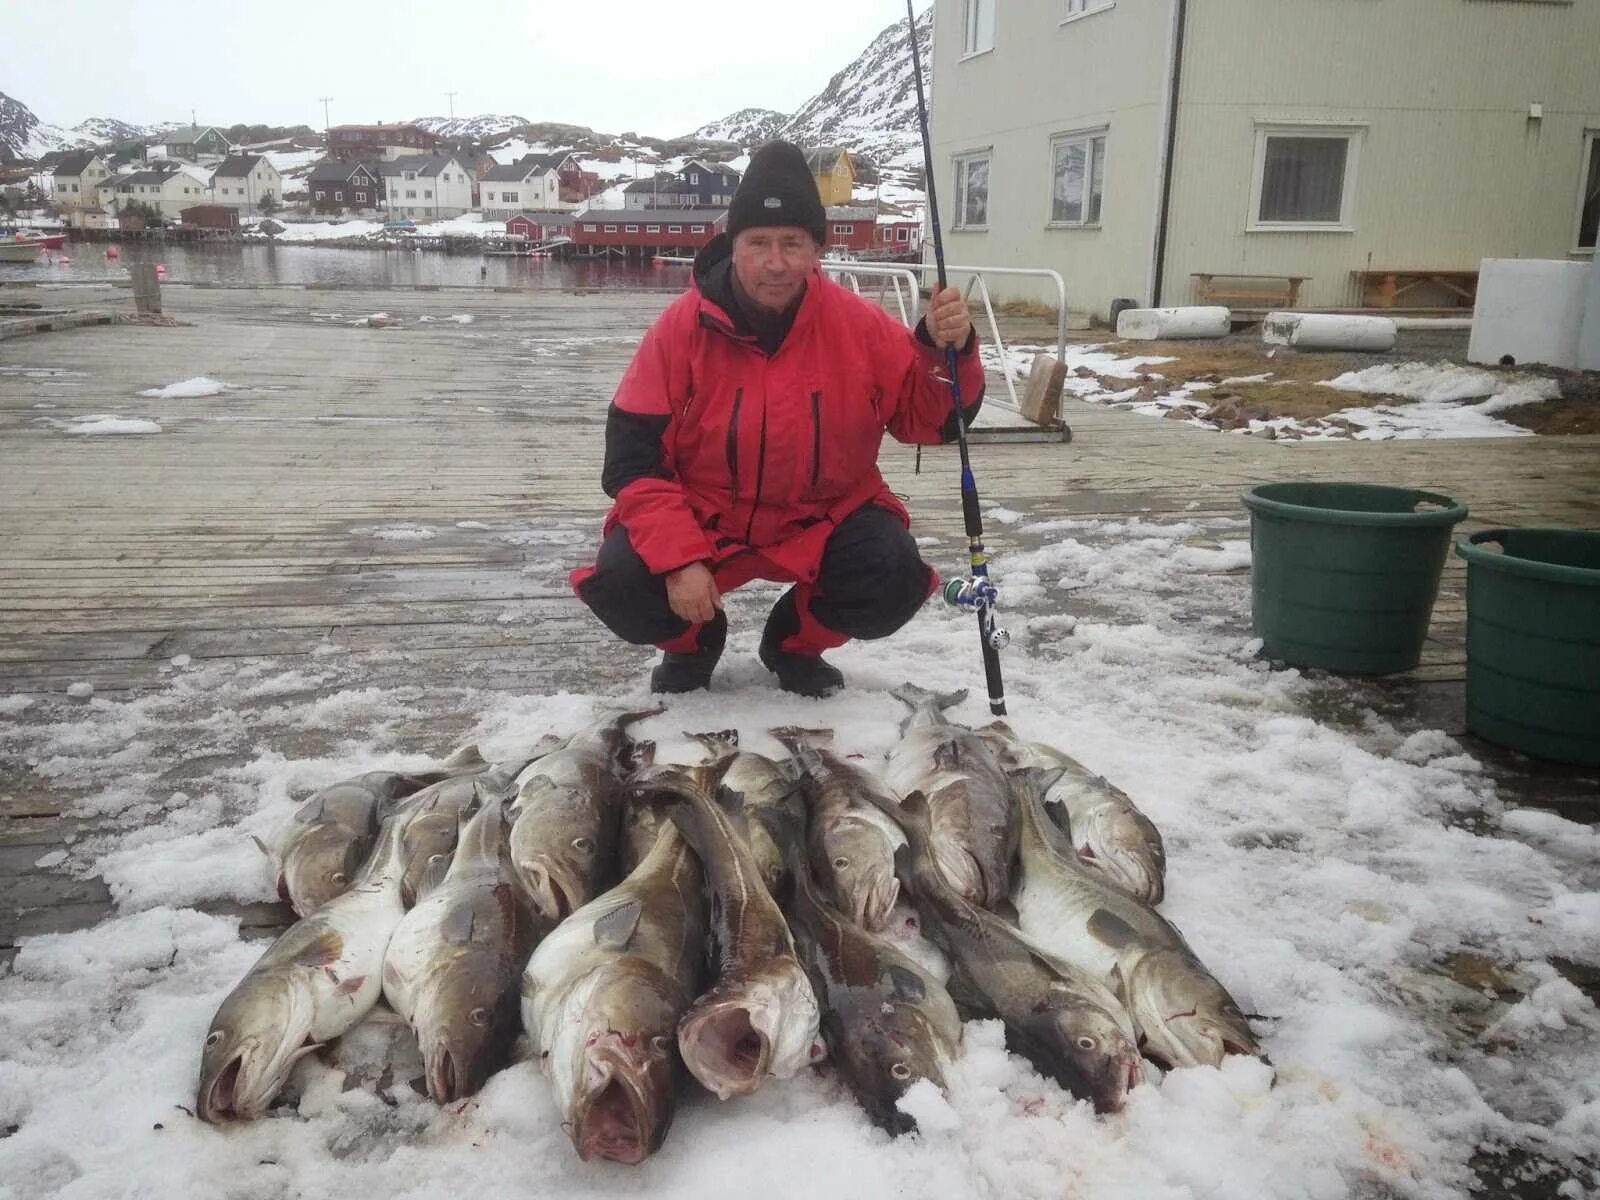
[2,283,1597,968]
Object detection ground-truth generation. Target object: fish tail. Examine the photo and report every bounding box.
[686,729,740,759]
[889,683,968,715]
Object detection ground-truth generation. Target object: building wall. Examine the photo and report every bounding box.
[1165,0,1600,306]
[210,163,283,210]
[385,160,475,218]
[572,215,723,250]
[479,171,560,217]
[928,0,1174,318]
[54,158,110,211]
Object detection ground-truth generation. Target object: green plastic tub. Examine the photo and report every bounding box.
[1455,528,1600,765]
[1241,482,1468,674]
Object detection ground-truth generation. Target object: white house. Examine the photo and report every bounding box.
[383,155,475,220]
[97,166,213,221]
[931,0,1600,318]
[208,154,283,211]
[477,156,561,218]
[52,151,111,223]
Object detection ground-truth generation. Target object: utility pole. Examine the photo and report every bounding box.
[318,97,334,135]
[445,91,458,120]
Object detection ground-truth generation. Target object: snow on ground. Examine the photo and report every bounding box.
[990,345,1562,441]
[264,219,386,243]
[136,377,232,400]
[1,511,1595,1198]
[60,415,162,435]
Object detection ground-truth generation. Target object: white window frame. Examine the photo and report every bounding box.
[354,191,366,203]
[584,223,597,232]
[961,0,994,57]
[625,223,639,232]
[668,224,683,233]
[604,224,618,232]
[835,224,854,235]
[646,224,661,233]
[1574,129,1598,255]
[314,190,326,200]
[1047,128,1107,228]
[1060,0,1115,23]
[952,149,991,231]
[1248,122,1363,233]
[690,224,705,233]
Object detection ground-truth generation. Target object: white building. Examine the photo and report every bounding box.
[383,155,475,220]
[477,156,562,218]
[208,154,284,211]
[97,167,213,221]
[51,152,111,222]
[931,0,1600,318]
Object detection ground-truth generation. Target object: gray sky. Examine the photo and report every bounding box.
[4,0,917,134]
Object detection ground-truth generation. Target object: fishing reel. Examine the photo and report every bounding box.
[941,577,1011,650]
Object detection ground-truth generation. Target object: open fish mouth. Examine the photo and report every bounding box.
[428,1043,460,1104]
[678,1002,772,1099]
[572,1046,660,1164]
[933,846,985,904]
[521,859,581,922]
[852,870,901,933]
[200,1049,248,1122]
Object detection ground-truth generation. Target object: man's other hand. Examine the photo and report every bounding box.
[665,562,722,624]
[929,287,973,350]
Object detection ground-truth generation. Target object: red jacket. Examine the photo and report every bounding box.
[582,241,986,585]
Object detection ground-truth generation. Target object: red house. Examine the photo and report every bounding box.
[873,214,924,258]
[506,210,574,241]
[327,124,440,161]
[571,208,727,257]
[824,206,878,255]
[180,204,240,230]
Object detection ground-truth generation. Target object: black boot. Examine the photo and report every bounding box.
[650,613,726,694]
[759,592,844,698]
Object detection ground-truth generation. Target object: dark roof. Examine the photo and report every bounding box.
[110,170,184,187]
[212,154,268,178]
[623,174,683,193]
[308,158,380,184]
[379,155,458,177]
[165,126,226,145]
[507,209,575,222]
[805,146,851,174]
[575,208,727,224]
[53,151,100,176]
[483,159,558,182]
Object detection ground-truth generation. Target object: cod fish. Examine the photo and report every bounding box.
[508,708,658,922]
[980,725,1167,905]
[381,793,544,1103]
[197,815,411,1122]
[785,840,960,1134]
[688,729,802,895]
[1009,767,1262,1071]
[650,762,820,1100]
[889,788,1143,1114]
[522,823,705,1164]
[269,744,489,917]
[883,684,1017,909]
[772,727,904,932]
[617,740,667,877]
[395,747,551,907]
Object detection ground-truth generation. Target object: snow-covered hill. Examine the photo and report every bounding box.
[72,117,154,145]
[413,114,531,141]
[687,107,786,145]
[0,91,93,163]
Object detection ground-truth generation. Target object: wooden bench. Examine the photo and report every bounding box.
[1191,273,1308,310]
[1353,268,1478,309]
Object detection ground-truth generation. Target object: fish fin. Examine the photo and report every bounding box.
[890,683,968,713]
[439,902,479,946]
[932,739,964,771]
[768,726,834,755]
[1107,963,1130,1005]
[295,930,344,968]
[883,963,927,1004]
[626,739,656,771]
[687,729,740,760]
[333,973,367,997]
[1086,908,1139,950]
[592,898,643,950]
[414,853,453,902]
[441,742,488,770]
[977,719,1016,740]
[613,705,665,732]
[249,834,275,863]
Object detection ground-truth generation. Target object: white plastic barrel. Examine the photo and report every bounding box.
[1262,312,1397,352]
[1115,306,1231,341]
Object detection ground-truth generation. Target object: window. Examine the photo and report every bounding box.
[1250,125,1361,230]
[835,224,854,235]
[953,151,990,229]
[406,189,418,199]
[689,172,699,184]
[690,224,705,233]
[404,171,416,181]
[355,191,366,203]
[898,227,910,241]
[604,224,618,232]
[646,224,661,233]
[71,183,79,192]
[962,0,994,55]
[669,224,683,233]
[584,223,597,232]
[315,190,326,200]
[1578,132,1599,252]
[424,189,433,198]
[505,190,519,203]
[625,223,639,232]
[1049,131,1106,225]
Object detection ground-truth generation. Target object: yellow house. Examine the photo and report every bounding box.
[805,147,856,206]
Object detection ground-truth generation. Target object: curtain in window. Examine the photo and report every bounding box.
[959,158,989,226]
[1053,142,1085,223]
[1260,136,1346,223]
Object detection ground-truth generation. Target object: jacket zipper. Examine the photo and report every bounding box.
[810,391,823,488]
[725,388,743,490]
[743,399,769,545]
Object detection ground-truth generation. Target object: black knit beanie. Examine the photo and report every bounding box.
[728,141,827,246]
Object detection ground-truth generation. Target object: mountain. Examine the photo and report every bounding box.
[776,7,931,171]
[72,117,154,145]
[687,107,786,145]
[414,114,531,141]
[0,90,92,163]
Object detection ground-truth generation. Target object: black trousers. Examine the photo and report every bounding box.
[577,504,934,656]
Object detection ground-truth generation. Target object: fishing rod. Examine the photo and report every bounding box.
[905,0,1009,717]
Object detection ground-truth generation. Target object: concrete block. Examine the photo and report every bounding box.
[1020,353,1066,426]
[1116,306,1230,341]
[1468,258,1589,370]
[1262,312,1397,352]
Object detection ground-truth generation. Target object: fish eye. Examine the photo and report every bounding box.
[572,837,593,852]
[428,853,446,865]
[204,1031,224,1047]
[330,871,347,884]
[651,1035,672,1051]
[468,1007,490,1027]
[890,1062,912,1080]
[1075,1036,1097,1051]
[832,856,850,870]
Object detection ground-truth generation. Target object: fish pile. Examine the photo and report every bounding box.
[198,688,1264,1163]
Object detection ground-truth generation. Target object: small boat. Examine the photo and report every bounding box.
[32,233,67,250]
[0,241,42,263]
